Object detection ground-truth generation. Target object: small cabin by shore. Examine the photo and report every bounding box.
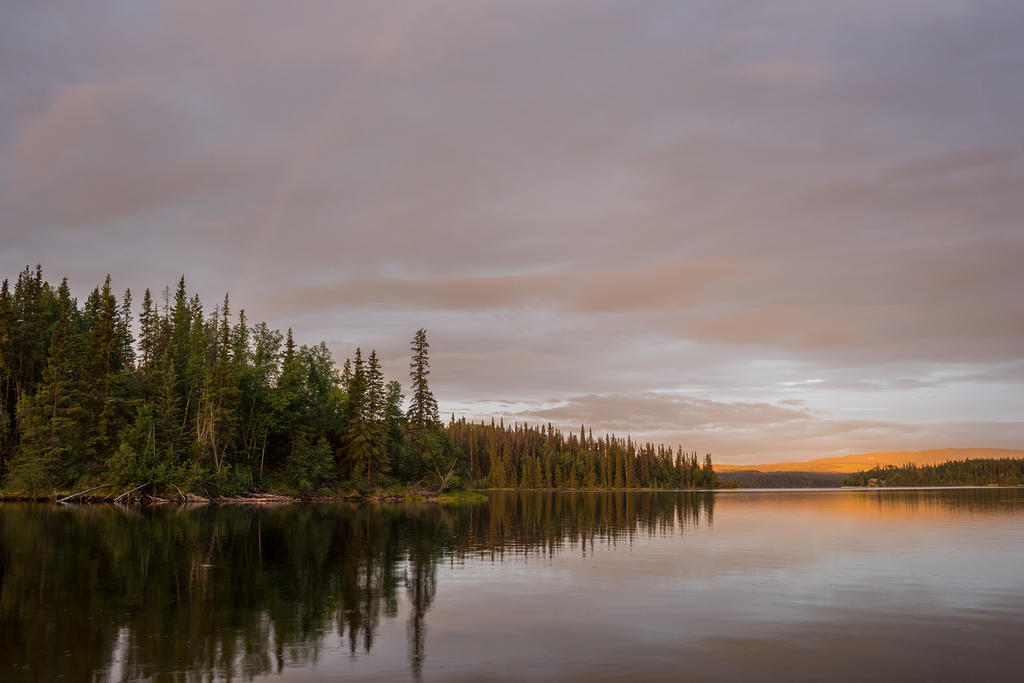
[867,478,887,487]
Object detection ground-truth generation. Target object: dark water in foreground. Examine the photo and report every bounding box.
[2,489,1023,682]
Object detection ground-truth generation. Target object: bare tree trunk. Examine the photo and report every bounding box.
[114,482,149,504]
[433,460,457,495]
[259,430,267,478]
[58,483,116,503]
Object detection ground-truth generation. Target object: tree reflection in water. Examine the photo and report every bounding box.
[0,492,715,680]
[6,488,1021,680]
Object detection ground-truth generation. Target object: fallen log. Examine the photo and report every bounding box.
[58,484,116,503]
[114,483,149,504]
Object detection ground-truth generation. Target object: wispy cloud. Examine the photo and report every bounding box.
[2,0,1022,461]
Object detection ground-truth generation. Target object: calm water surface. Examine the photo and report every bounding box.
[2,489,1023,681]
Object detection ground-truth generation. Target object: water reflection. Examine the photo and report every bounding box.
[0,492,713,681]
[1,489,1021,682]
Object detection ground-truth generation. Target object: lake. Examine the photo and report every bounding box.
[2,489,1023,681]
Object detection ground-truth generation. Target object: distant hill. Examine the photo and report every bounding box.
[716,470,847,488]
[715,448,1024,475]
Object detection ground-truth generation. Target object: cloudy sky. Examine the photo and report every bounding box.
[2,1,1022,463]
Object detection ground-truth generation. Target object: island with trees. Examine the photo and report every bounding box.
[0,266,718,501]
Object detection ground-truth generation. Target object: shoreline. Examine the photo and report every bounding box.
[0,490,491,505]
[3,484,1021,505]
[0,485,725,505]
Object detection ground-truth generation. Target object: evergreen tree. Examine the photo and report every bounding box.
[117,288,135,371]
[0,279,12,470]
[702,453,718,489]
[138,288,157,371]
[7,314,77,492]
[382,380,406,471]
[365,350,388,478]
[344,349,385,485]
[272,327,305,477]
[366,350,384,424]
[74,276,123,478]
[242,322,281,480]
[197,295,239,476]
[406,329,439,466]
[9,267,51,402]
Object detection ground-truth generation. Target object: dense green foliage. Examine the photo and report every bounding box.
[842,458,1024,487]
[0,266,717,496]
[0,266,435,496]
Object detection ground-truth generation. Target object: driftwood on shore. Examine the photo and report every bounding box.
[114,483,149,504]
[3,486,484,505]
[434,461,458,495]
[57,483,117,503]
[212,492,299,504]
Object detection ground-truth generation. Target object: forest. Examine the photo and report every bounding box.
[842,458,1024,487]
[0,266,717,498]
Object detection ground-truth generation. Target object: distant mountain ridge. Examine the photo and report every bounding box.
[715,448,1024,474]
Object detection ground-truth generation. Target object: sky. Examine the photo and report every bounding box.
[2,0,1023,463]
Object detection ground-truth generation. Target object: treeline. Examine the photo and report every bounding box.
[842,458,1024,487]
[716,470,846,488]
[0,266,717,496]
[450,418,718,489]
[0,265,452,496]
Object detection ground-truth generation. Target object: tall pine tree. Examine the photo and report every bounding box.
[406,329,439,464]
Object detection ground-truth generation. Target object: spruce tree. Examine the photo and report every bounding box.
[366,350,384,424]
[406,329,439,467]
[273,327,305,476]
[117,288,135,370]
[169,277,191,392]
[0,279,12,470]
[344,349,382,485]
[364,350,388,480]
[10,266,49,400]
[197,295,239,475]
[383,380,405,471]
[75,276,122,477]
[7,314,77,491]
[139,288,156,370]
[702,453,717,489]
